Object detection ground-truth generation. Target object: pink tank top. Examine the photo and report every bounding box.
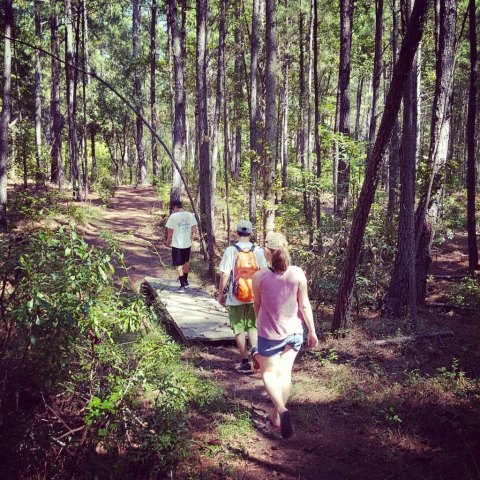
[257,266,304,340]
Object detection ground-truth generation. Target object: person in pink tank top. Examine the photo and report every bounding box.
[252,232,318,439]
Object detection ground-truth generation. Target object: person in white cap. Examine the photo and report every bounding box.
[218,220,268,374]
[165,200,198,291]
[252,232,318,438]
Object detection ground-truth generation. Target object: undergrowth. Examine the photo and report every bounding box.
[0,219,224,479]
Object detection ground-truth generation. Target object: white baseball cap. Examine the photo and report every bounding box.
[236,220,253,235]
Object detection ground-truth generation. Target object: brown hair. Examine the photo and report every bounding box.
[271,246,290,273]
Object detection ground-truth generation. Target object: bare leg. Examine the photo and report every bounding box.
[259,346,299,427]
[176,265,184,278]
[247,327,258,350]
[183,261,190,275]
[235,332,248,360]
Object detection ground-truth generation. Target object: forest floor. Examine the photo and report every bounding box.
[41,185,480,479]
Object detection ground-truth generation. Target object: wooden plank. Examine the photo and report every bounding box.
[144,277,235,345]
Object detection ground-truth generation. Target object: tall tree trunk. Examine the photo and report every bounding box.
[298,12,307,220]
[65,0,80,200]
[34,0,43,184]
[223,44,231,242]
[368,0,383,149]
[210,0,226,232]
[263,0,277,235]
[387,0,400,222]
[249,0,260,224]
[383,0,421,326]
[415,0,458,300]
[354,76,364,141]
[0,0,13,228]
[196,0,214,270]
[133,0,147,185]
[90,126,97,182]
[313,0,322,249]
[167,0,186,202]
[150,0,159,183]
[232,0,243,180]
[50,0,64,186]
[81,0,88,200]
[466,0,479,270]
[335,0,354,217]
[306,0,314,246]
[331,0,430,333]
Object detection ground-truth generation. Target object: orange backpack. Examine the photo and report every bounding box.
[232,244,259,302]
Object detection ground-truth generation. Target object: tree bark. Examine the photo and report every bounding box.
[167,0,186,202]
[249,0,260,224]
[386,0,400,223]
[313,0,322,249]
[383,0,421,326]
[415,0,458,300]
[196,0,214,270]
[133,0,147,186]
[466,0,479,271]
[232,0,243,180]
[210,0,226,232]
[150,0,159,183]
[331,0,431,333]
[368,0,383,149]
[0,0,13,229]
[65,0,80,200]
[34,0,43,184]
[263,0,277,234]
[50,0,64,186]
[335,0,354,217]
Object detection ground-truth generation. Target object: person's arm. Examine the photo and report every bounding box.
[165,227,173,247]
[252,271,262,318]
[217,272,230,306]
[298,270,319,348]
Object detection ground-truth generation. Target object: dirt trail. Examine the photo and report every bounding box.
[82,186,347,480]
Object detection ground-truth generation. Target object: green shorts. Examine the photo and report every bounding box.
[228,304,257,335]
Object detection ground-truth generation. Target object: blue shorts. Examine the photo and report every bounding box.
[258,333,304,357]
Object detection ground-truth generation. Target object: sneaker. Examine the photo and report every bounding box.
[177,284,186,292]
[235,361,253,374]
[251,347,260,371]
[183,279,189,288]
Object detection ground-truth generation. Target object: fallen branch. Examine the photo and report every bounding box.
[364,330,454,347]
[430,274,469,280]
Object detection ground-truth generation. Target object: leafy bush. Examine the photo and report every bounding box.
[93,177,117,206]
[446,277,480,310]
[0,223,224,478]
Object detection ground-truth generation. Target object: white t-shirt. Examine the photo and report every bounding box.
[165,211,197,248]
[219,241,268,306]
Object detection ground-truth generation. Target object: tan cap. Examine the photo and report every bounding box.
[236,219,253,235]
[264,232,287,250]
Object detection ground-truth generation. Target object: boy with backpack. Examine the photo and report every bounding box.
[218,220,268,374]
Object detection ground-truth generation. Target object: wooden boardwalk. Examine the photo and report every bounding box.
[144,277,235,345]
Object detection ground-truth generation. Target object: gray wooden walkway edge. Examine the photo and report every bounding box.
[144,277,235,345]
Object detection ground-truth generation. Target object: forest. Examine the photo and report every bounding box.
[1,0,480,478]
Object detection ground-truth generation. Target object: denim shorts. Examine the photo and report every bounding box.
[258,333,304,357]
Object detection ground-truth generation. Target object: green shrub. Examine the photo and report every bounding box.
[93,177,117,206]
[446,277,480,310]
